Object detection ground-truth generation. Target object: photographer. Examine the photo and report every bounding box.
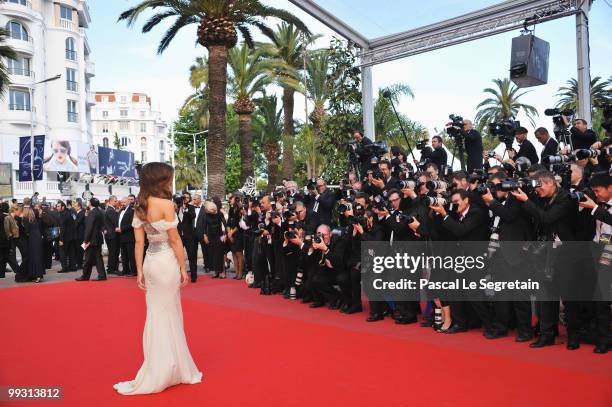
[307,225,347,309]
[577,173,611,354]
[420,136,448,171]
[481,173,535,341]
[570,118,598,150]
[534,127,559,163]
[312,178,336,228]
[368,160,400,196]
[352,130,374,178]
[510,170,581,349]
[508,127,539,165]
[462,119,484,172]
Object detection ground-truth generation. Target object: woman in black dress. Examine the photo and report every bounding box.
[22,207,45,283]
[226,194,244,280]
[203,200,226,278]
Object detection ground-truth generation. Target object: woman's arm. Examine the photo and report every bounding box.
[164,201,188,286]
[134,224,145,290]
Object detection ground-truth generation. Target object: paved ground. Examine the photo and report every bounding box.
[0,251,234,289]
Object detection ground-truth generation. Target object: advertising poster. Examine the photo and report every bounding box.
[98,146,136,177]
[18,135,45,181]
[43,138,99,174]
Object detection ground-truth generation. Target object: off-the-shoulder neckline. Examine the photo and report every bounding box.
[142,214,178,224]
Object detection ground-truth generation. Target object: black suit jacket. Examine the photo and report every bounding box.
[84,207,104,246]
[179,205,197,240]
[515,139,539,165]
[442,205,490,241]
[75,209,86,241]
[104,206,119,239]
[463,129,484,172]
[521,188,576,241]
[313,189,336,227]
[540,137,559,162]
[593,204,612,226]
[194,206,208,241]
[423,146,448,170]
[488,195,534,264]
[59,210,76,242]
[570,127,598,150]
[119,205,135,243]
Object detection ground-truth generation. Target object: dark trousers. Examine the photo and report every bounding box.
[253,241,269,284]
[0,246,9,277]
[7,240,21,273]
[120,241,136,275]
[59,240,77,271]
[75,241,84,268]
[450,300,492,330]
[284,252,299,290]
[106,237,120,273]
[311,271,340,304]
[244,233,253,272]
[183,237,198,278]
[337,266,362,308]
[492,301,532,336]
[43,239,54,268]
[82,245,106,279]
[591,301,611,346]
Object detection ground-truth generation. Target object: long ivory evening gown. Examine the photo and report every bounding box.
[113,215,203,395]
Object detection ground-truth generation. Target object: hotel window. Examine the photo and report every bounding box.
[60,5,72,20]
[140,122,146,133]
[7,56,31,76]
[65,37,76,60]
[102,122,109,133]
[141,151,147,162]
[121,137,129,147]
[9,88,30,111]
[120,109,128,117]
[66,68,77,91]
[102,137,109,147]
[102,110,108,118]
[67,100,77,122]
[119,121,129,131]
[121,96,127,103]
[6,21,29,41]
[140,110,145,118]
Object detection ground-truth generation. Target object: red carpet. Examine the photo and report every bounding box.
[1,277,610,407]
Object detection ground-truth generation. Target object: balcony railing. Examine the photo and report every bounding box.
[59,18,74,30]
[66,80,78,92]
[1,0,32,9]
[65,49,77,60]
[67,112,78,122]
[7,67,34,77]
[9,103,31,111]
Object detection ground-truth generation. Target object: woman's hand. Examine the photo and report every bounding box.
[137,273,146,290]
[203,235,209,245]
[180,267,189,287]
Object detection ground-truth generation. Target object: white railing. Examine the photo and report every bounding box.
[59,18,74,30]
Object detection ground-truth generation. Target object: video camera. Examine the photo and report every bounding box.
[488,119,520,149]
[544,107,574,140]
[446,114,465,139]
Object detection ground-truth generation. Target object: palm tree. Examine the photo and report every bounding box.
[555,76,612,113]
[374,83,414,138]
[0,28,17,97]
[259,23,319,180]
[474,78,539,133]
[228,44,272,183]
[253,94,282,189]
[304,50,330,177]
[119,1,309,198]
[174,149,204,191]
[180,56,209,130]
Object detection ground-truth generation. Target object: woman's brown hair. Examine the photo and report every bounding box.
[134,162,174,221]
[44,140,78,165]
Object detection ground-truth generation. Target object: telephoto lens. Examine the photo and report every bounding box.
[400,180,419,189]
[575,148,601,160]
[426,196,447,207]
[426,180,447,190]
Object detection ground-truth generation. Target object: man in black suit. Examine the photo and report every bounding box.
[312,178,336,228]
[511,127,539,165]
[570,118,598,150]
[189,194,207,282]
[117,196,136,276]
[57,200,77,273]
[461,119,483,173]
[368,160,400,195]
[511,170,578,349]
[421,135,448,171]
[76,198,106,281]
[481,173,535,341]
[534,127,559,163]
[74,199,86,269]
[352,130,374,179]
[179,197,196,278]
[430,189,492,334]
[104,196,120,275]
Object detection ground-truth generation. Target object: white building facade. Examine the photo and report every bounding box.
[0,0,95,200]
[91,92,169,166]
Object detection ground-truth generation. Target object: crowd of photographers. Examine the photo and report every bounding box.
[217,111,611,355]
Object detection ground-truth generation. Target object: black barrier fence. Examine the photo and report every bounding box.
[361,241,611,302]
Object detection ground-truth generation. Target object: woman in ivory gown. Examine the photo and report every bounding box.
[114,162,203,395]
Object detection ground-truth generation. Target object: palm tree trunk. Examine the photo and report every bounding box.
[207,45,228,198]
[281,87,295,180]
[238,113,254,184]
[265,140,280,191]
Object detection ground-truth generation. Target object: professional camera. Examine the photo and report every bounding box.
[486,151,497,159]
[489,119,520,149]
[426,180,448,190]
[313,233,323,244]
[337,202,353,215]
[415,139,429,150]
[575,148,602,160]
[468,169,488,183]
[284,230,297,240]
[475,182,498,195]
[306,178,317,191]
[499,177,541,192]
[544,107,574,139]
[364,140,389,158]
[253,223,266,237]
[569,189,589,202]
[446,114,465,138]
[394,212,416,224]
[367,169,384,181]
[426,196,447,207]
[399,180,421,190]
[542,153,576,165]
[173,193,184,207]
[371,195,388,211]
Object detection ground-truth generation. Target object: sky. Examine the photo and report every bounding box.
[89,0,612,137]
